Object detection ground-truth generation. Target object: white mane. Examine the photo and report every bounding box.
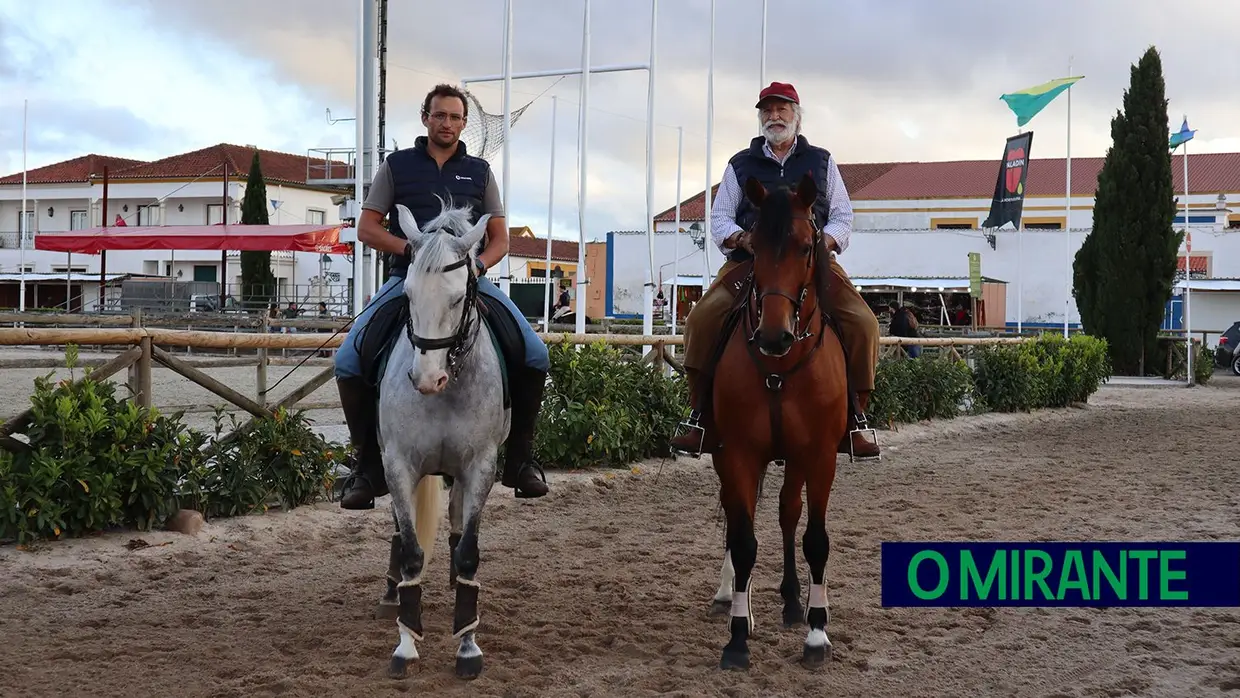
[409,196,479,277]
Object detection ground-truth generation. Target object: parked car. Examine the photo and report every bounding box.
[1212,321,1240,375]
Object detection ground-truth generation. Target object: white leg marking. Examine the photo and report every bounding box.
[714,550,735,603]
[457,634,483,658]
[805,627,831,649]
[731,577,755,632]
[394,622,420,660]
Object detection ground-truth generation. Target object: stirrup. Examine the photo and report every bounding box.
[671,412,707,456]
[846,413,881,464]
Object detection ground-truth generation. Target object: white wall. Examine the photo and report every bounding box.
[613,225,1240,327]
[1182,291,1240,339]
[0,180,352,290]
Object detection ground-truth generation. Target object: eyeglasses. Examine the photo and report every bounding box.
[428,111,465,124]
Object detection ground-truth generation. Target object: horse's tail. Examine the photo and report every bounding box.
[414,475,444,568]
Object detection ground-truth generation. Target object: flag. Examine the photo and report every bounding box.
[1169,117,1196,150]
[982,132,1035,229]
[1000,76,1084,127]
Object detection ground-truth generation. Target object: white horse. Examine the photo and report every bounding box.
[376,200,510,680]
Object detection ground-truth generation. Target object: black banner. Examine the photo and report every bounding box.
[981,131,1034,229]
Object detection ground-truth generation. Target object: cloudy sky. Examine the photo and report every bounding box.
[1,0,1237,240]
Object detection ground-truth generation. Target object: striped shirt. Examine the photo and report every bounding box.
[709,138,854,256]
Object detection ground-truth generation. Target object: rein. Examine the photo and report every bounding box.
[404,254,482,380]
[740,212,828,463]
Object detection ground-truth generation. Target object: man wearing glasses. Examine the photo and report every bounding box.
[333,83,551,510]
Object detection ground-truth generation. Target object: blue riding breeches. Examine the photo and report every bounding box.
[333,272,550,379]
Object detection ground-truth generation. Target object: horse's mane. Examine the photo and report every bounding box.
[410,196,478,277]
[753,185,798,257]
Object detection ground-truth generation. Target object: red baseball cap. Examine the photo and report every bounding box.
[755,81,799,108]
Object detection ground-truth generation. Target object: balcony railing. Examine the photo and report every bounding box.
[306,147,393,187]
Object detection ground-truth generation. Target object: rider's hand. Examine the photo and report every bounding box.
[728,230,753,254]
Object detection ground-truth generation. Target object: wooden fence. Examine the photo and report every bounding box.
[0,316,1028,455]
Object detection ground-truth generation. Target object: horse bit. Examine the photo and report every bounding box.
[404,254,482,380]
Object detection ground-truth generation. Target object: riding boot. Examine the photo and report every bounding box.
[336,376,389,509]
[670,367,719,456]
[837,389,880,459]
[500,366,550,498]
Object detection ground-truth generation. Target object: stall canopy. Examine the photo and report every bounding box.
[34,224,354,255]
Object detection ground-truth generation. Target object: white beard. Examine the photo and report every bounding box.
[761,117,798,146]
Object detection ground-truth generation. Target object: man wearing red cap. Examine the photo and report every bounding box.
[670,81,881,459]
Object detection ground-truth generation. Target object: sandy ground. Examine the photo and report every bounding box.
[2,356,1240,696]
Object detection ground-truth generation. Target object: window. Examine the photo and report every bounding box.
[1025,223,1062,230]
[17,210,33,243]
[138,204,160,226]
[930,217,977,230]
[935,223,974,229]
[207,204,224,225]
[51,266,87,273]
[307,208,326,225]
[70,210,88,230]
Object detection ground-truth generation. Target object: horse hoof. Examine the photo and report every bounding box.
[801,642,831,668]
[709,599,731,617]
[783,605,804,628]
[455,654,484,680]
[375,600,399,620]
[719,648,750,671]
[388,655,410,679]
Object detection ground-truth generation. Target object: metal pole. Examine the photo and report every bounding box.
[671,125,683,335]
[575,0,591,336]
[542,95,558,330]
[499,0,513,295]
[462,63,649,84]
[352,0,366,315]
[759,0,767,88]
[1064,58,1072,338]
[702,0,715,288]
[642,0,659,349]
[19,98,27,313]
[1184,136,1193,386]
[362,0,378,304]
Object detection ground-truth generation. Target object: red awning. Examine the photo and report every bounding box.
[34,224,354,255]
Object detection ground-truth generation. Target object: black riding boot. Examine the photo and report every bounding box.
[336,376,389,509]
[501,367,550,498]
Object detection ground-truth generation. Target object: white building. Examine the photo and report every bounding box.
[0,145,357,312]
[604,151,1240,333]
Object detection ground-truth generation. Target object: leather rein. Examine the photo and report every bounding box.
[404,253,482,380]
[739,212,829,463]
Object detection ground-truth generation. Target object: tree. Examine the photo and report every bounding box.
[239,152,277,311]
[1072,46,1181,375]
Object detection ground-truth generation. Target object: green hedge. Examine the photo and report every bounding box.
[532,335,1112,469]
[0,347,343,544]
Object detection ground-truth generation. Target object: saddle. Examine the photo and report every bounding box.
[355,289,521,409]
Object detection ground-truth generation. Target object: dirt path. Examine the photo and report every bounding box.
[2,378,1239,697]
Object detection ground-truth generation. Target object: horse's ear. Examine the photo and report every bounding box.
[396,204,429,254]
[743,177,767,207]
[795,172,818,209]
[455,213,491,253]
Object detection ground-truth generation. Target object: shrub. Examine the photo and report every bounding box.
[534,341,687,469]
[870,354,974,426]
[1,347,346,544]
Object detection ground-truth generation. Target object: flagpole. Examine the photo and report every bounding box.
[20,98,28,313]
[1184,127,1192,386]
[1063,57,1073,339]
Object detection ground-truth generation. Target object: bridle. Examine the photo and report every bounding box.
[739,209,829,464]
[404,252,481,380]
[744,210,823,353]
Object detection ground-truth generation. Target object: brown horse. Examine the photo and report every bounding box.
[709,173,849,671]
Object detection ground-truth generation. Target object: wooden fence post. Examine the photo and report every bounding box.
[128,308,143,397]
[136,336,153,408]
[256,315,269,407]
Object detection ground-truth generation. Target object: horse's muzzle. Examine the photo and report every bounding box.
[756,328,795,357]
[409,368,449,395]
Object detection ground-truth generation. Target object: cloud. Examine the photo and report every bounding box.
[3,0,1238,239]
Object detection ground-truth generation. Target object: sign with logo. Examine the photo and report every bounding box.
[981,132,1035,230]
[968,252,982,298]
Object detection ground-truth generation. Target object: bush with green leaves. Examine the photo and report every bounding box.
[1,347,345,544]
[869,354,975,426]
[533,341,687,469]
[969,334,1111,414]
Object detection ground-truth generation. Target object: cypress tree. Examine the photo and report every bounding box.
[1072,46,1181,375]
[239,151,277,310]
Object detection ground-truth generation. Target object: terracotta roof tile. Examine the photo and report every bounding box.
[509,234,578,262]
[0,154,148,185]
[107,143,345,187]
[655,152,1240,219]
